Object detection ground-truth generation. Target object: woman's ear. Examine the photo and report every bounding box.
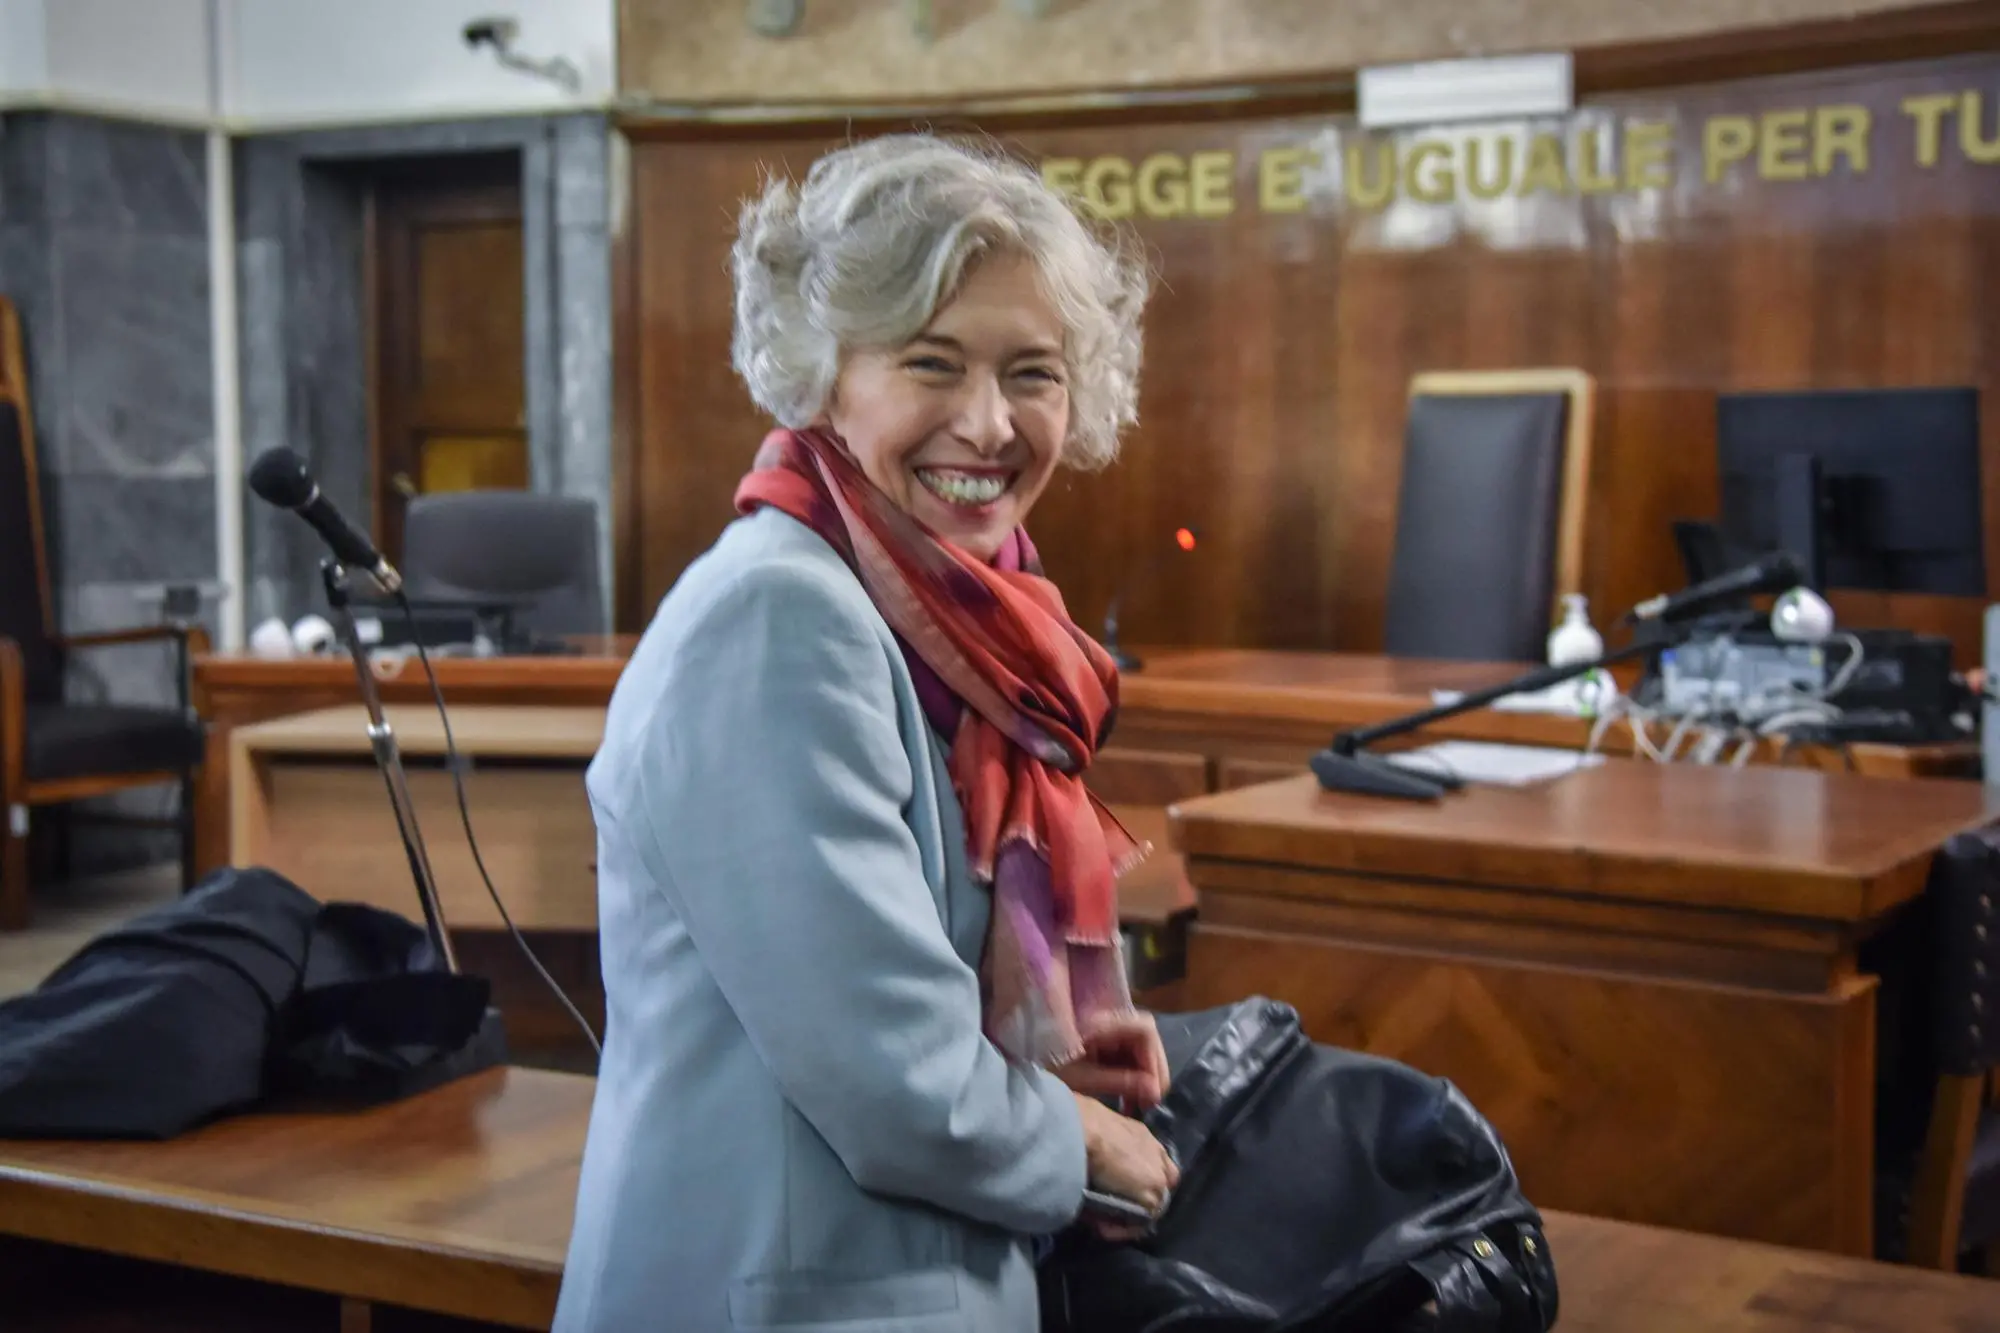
[811,384,838,429]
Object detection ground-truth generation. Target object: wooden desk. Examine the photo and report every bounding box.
[228,703,1192,1039]
[194,646,1973,882]
[3,1069,1996,1332]
[1113,648,1978,789]
[229,703,1192,935]
[231,705,603,932]
[1170,763,2000,1257]
[192,642,632,877]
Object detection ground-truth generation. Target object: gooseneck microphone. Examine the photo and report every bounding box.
[247,447,402,594]
[1624,550,1805,625]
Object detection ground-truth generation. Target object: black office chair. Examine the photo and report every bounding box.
[399,492,604,643]
[1382,370,1594,663]
[0,297,207,931]
[1870,827,2000,1274]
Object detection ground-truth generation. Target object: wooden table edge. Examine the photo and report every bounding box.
[0,1165,564,1329]
[1170,845,1896,925]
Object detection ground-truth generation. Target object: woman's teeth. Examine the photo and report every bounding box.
[917,469,1009,507]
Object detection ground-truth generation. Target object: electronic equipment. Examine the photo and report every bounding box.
[1653,626,1963,744]
[360,601,492,651]
[355,596,580,657]
[1716,387,1984,597]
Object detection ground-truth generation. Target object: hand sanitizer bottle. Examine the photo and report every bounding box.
[1547,594,1603,666]
[1548,595,1615,717]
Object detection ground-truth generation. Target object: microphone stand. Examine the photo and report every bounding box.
[1103,530,1200,674]
[317,557,460,973]
[1103,596,1142,672]
[1311,628,1691,801]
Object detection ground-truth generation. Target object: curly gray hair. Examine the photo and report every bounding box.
[729,133,1150,471]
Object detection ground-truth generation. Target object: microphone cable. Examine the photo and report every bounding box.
[394,590,603,1058]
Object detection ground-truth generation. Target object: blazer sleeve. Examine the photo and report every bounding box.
[631,558,1088,1236]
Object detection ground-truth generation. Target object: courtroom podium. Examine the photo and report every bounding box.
[1168,761,2000,1257]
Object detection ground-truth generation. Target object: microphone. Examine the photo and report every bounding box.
[1624,551,1804,625]
[248,447,402,594]
[1770,586,1836,643]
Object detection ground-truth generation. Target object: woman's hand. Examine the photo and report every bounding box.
[1073,1094,1180,1241]
[1055,1010,1172,1112]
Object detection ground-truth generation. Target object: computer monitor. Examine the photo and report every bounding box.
[1716,387,1985,598]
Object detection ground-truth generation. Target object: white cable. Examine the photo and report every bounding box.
[1821,632,1866,699]
[1662,705,1713,762]
[1627,705,1668,763]
[1757,706,1844,737]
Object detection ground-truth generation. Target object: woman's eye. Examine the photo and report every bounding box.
[905,356,959,374]
[1017,366,1063,384]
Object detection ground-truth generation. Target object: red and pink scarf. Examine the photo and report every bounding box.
[735,426,1141,1067]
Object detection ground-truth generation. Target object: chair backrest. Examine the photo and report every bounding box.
[1866,826,2000,1265]
[400,491,603,639]
[1926,830,2000,1079]
[0,295,62,703]
[1382,369,1595,663]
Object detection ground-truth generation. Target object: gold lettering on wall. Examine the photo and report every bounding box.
[1704,115,1756,183]
[1757,109,1812,180]
[1037,94,2000,219]
[1463,138,1513,201]
[1404,141,1454,204]
[1902,93,1957,168]
[1081,156,1131,218]
[1136,152,1187,217]
[1576,127,1618,194]
[1258,146,1313,213]
[1963,91,2000,166]
[1190,151,1235,217]
[1624,121,1675,189]
[1041,157,1084,197]
[1813,105,1871,176]
[1518,134,1571,196]
[1346,141,1395,210]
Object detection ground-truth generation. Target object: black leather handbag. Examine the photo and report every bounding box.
[1039,997,1559,1332]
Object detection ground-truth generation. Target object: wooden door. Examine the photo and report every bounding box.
[369,154,528,561]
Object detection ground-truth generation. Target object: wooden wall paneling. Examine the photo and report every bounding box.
[1582,387,1721,625]
[619,53,2000,665]
[630,128,849,618]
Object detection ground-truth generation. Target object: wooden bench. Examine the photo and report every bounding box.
[2,1067,1994,1331]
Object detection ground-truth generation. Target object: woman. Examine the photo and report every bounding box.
[555,133,1177,1333]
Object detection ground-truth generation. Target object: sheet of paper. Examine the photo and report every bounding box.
[1429,675,1616,717]
[1386,741,1604,787]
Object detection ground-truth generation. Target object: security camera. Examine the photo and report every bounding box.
[463,17,519,51]
[460,15,582,95]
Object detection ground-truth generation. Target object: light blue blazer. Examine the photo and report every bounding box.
[553,508,1089,1333]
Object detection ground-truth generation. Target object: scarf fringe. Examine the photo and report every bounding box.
[1021,1001,1148,1072]
[968,827,1155,887]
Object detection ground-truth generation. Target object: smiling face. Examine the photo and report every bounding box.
[823,251,1070,562]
